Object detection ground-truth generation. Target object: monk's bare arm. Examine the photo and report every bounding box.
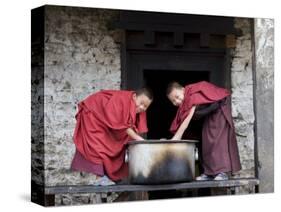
[171,106,196,140]
[126,128,144,140]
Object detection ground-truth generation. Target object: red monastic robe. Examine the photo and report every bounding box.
[170,81,241,175]
[72,90,148,181]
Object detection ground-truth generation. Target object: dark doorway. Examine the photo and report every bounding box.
[144,70,211,199]
[143,70,209,140]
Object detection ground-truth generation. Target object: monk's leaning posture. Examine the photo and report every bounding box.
[71,88,153,185]
[166,81,241,181]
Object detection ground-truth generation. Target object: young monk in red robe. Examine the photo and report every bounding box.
[71,88,153,185]
[167,81,241,181]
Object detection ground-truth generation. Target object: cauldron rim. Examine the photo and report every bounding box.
[128,139,199,145]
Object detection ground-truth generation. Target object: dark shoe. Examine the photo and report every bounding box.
[213,172,229,181]
[195,174,213,181]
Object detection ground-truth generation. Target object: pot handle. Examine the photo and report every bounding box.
[125,149,129,163]
[195,147,199,161]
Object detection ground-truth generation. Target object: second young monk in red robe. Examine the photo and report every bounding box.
[167,81,241,181]
[71,88,153,185]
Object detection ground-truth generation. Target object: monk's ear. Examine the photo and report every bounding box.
[181,87,185,92]
[132,93,137,100]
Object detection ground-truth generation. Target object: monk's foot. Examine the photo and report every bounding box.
[195,174,213,181]
[93,175,116,186]
[213,172,229,181]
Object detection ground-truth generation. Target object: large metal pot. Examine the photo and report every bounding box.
[127,139,198,184]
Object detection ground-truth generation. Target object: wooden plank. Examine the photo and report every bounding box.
[116,22,235,35]
[174,31,184,47]
[200,33,210,47]
[225,34,236,48]
[144,31,155,46]
[45,178,259,195]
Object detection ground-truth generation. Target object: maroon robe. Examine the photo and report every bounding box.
[170,81,241,175]
[71,90,148,181]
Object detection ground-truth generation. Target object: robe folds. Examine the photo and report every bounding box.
[170,81,241,175]
[71,90,148,181]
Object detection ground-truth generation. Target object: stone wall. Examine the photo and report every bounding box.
[43,6,121,205]
[254,18,274,193]
[31,47,44,185]
[31,7,47,205]
[31,6,45,187]
[231,18,255,181]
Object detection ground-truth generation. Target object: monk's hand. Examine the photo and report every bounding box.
[126,128,145,140]
[171,135,181,140]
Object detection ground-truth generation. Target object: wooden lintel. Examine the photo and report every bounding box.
[225,34,236,48]
[200,33,210,47]
[174,31,184,47]
[144,31,155,46]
